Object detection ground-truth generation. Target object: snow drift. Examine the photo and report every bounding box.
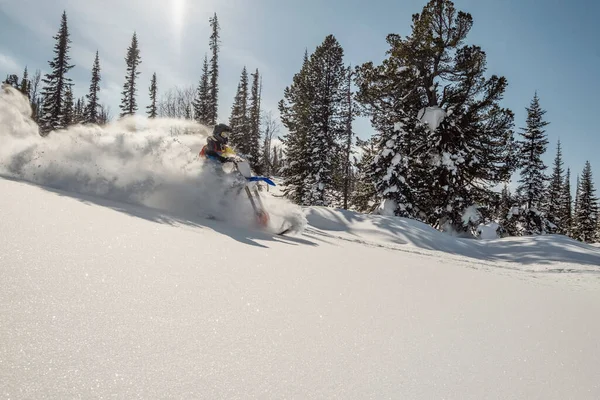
[0,86,305,232]
[305,207,600,273]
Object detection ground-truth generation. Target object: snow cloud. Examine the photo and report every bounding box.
[0,86,304,231]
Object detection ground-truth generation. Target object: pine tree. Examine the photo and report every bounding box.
[545,140,564,232]
[193,54,210,125]
[39,11,75,134]
[84,51,101,124]
[147,72,158,118]
[279,36,347,206]
[512,93,550,235]
[248,69,262,171]
[207,13,220,125]
[61,85,74,127]
[573,161,598,243]
[20,66,30,98]
[561,168,573,236]
[278,50,312,204]
[120,32,141,118]
[229,67,250,154]
[355,0,515,230]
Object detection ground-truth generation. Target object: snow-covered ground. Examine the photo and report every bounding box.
[2,178,600,399]
[2,86,600,399]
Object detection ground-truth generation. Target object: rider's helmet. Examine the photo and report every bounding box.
[212,123,232,144]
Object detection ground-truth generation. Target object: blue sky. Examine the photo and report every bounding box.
[1,0,598,189]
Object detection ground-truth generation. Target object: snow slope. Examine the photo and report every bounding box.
[2,85,600,399]
[2,177,600,400]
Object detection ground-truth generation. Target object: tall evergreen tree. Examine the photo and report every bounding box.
[278,50,312,204]
[119,32,141,118]
[248,69,262,171]
[193,54,210,125]
[512,93,550,235]
[546,140,564,232]
[61,85,74,127]
[229,67,250,154]
[207,13,220,125]
[85,51,101,124]
[147,72,158,118]
[561,168,573,236]
[573,161,598,243]
[355,0,515,231]
[39,11,75,134]
[279,36,347,206]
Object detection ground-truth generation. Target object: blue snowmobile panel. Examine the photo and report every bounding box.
[247,176,276,186]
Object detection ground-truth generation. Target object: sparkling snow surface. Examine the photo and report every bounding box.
[2,178,600,400]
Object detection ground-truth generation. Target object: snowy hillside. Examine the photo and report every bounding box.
[2,86,600,399]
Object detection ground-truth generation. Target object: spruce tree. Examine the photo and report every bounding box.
[147,72,158,118]
[61,85,74,127]
[120,32,141,118]
[279,36,347,206]
[248,69,262,171]
[193,54,210,125]
[39,11,74,134]
[207,13,220,125]
[511,93,551,235]
[229,67,250,154]
[355,0,515,230]
[561,168,573,236]
[278,50,312,204]
[85,51,101,124]
[545,140,564,232]
[573,161,598,243]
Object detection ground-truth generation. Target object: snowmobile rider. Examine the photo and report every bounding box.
[200,123,237,164]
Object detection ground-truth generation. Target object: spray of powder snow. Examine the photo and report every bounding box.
[0,86,306,233]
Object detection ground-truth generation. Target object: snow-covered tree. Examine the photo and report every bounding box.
[511,93,551,235]
[147,72,157,118]
[545,140,564,232]
[120,32,141,117]
[573,161,598,243]
[355,0,516,231]
[193,54,210,126]
[229,67,250,154]
[85,51,101,124]
[248,69,262,172]
[279,35,347,206]
[39,11,75,134]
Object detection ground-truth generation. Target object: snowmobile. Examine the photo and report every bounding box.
[217,147,295,236]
